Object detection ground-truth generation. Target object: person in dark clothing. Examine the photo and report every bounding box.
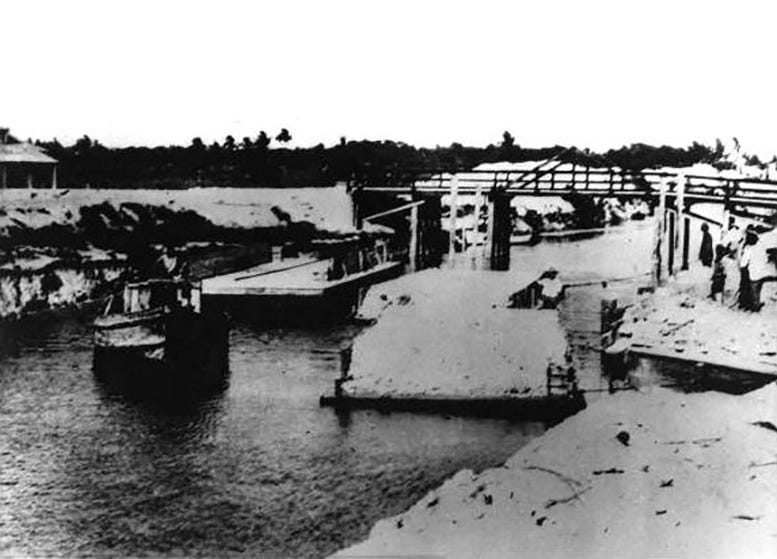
[710,244,726,302]
[738,229,758,310]
[699,223,714,267]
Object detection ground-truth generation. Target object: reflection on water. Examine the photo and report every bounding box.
[0,220,738,558]
[0,315,545,558]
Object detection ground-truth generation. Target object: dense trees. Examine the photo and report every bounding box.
[30,132,741,189]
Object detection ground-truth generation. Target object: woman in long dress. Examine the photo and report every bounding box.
[721,250,740,307]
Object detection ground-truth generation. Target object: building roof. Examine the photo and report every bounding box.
[0,142,57,164]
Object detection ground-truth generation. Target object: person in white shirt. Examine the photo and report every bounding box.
[748,229,777,311]
[720,218,742,307]
[721,217,743,257]
[537,269,564,308]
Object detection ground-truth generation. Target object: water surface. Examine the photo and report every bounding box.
[0,220,717,558]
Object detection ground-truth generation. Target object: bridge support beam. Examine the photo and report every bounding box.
[676,173,689,271]
[409,203,419,273]
[488,191,512,271]
[448,175,459,266]
[419,195,444,269]
[667,209,676,275]
[653,179,668,284]
[349,185,363,231]
[681,213,691,271]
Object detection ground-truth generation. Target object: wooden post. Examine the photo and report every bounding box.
[409,203,419,273]
[485,190,495,268]
[1,165,5,190]
[653,179,667,284]
[52,165,57,189]
[722,179,731,234]
[677,173,687,271]
[350,186,362,230]
[473,180,483,268]
[585,166,590,191]
[682,214,691,271]
[27,171,33,190]
[667,209,676,275]
[489,193,511,271]
[448,174,459,266]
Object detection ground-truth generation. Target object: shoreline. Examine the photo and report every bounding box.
[0,186,370,320]
[332,382,777,559]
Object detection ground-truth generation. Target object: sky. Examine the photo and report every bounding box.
[4,0,777,157]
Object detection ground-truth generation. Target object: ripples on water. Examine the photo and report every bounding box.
[0,221,714,558]
[0,314,545,558]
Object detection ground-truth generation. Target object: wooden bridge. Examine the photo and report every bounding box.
[354,156,777,275]
[359,158,777,210]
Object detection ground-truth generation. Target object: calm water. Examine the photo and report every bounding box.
[0,221,669,559]
[0,316,545,558]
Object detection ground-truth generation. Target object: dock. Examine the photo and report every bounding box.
[320,268,585,420]
[319,393,585,421]
[202,256,402,297]
[201,242,404,322]
[600,293,777,391]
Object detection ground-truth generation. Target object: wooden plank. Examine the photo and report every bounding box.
[629,344,777,377]
[363,200,425,222]
[204,261,403,297]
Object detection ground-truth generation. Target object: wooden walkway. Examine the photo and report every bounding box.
[360,162,777,209]
[202,250,403,298]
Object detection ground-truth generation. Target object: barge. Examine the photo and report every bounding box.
[93,279,229,394]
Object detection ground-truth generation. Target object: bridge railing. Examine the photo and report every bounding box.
[323,240,399,282]
[360,166,777,209]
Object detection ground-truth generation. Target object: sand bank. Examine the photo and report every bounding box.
[340,268,571,401]
[0,185,356,235]
[616,267,777,376]
[334,382,777,558]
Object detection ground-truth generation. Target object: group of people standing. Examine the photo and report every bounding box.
[700,218,775,311]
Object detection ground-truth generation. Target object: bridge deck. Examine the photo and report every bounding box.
[202,256,403,297]
[361,166,777,209]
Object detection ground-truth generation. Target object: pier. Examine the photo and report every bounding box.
[201,240,404,322]
[319,267,585,421]
[352,156,777,276]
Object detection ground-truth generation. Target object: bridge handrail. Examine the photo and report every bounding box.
[323,240,398,282]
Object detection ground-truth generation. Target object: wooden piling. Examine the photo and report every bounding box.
[682,213,690,271]
[474,181,483,268]
[677,173,688,271]
[485,191,495,267]
[653,179,667,284]
[409,203,419,273]
[448,174,459,265]
[668,209,676,275]
[489,192,511,271]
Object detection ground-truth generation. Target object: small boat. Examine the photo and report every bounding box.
[93,279,229,394]
[510,231,540,245]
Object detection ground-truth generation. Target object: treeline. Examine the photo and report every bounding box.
[32,130,746,189]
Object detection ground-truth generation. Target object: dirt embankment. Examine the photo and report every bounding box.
[0,253,125,319]
[0,186,363,319]
[345,269,569,400]
[334,383,777,559]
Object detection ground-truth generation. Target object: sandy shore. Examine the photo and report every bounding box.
[616,266,777,376]
[333,382,777,559]
[0,185,356,234]
[0,186,363,318]
[341,268,570,400]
